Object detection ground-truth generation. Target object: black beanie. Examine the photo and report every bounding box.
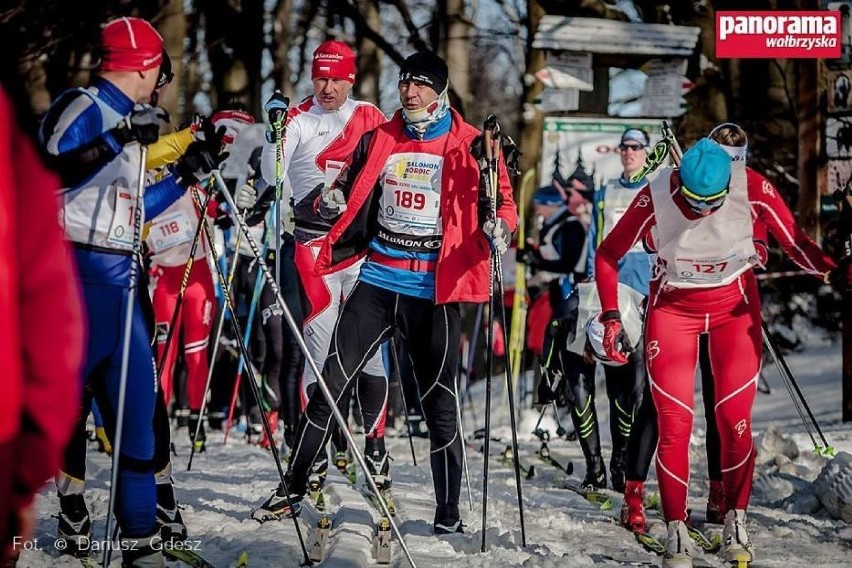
[398,51,449,94]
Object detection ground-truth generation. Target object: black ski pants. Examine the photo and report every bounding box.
[287,282,462,509]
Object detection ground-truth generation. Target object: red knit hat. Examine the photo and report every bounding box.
[311,41,356,83]
[100,17,163,72]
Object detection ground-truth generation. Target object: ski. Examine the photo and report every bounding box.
[163,547,217,568]
[686,524,722,553]
[308,514,333,562]
[633,528,715,567]
[499,445,537,479]
[234,550,248,568]
[359,483,397,517]
[634,530,667,556]
[372,517,392,565]
[589,552,657,566]
[562,482,613,510]
[535,442,574,476]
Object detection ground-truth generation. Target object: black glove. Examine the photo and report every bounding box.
[516,246,542,268]
[212,202,234,230]
[827,256,852,292]
[111,105,170,146]
[174,140,226,187]
[537,319,570,407]
[264,91,290,143]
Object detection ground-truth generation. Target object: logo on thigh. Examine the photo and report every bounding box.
[735,418,748,437]
[646,340,661,365]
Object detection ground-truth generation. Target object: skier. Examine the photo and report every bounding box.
[255,51,517,534]
[543,128,652,492]
[242,40,390,506]
[39,17,225,566]
[0,84,84,565]
[594,136,843,567]
[619,124,751,536]
[148,108,255,450]
[520,177,590,363]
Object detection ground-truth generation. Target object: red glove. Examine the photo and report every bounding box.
[600,310,631,365]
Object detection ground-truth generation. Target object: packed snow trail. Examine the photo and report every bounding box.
[21,335,852,567]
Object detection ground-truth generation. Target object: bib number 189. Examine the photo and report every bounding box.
[395,189,425,210]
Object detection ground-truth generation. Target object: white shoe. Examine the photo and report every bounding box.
[662,520,692,568]
[723,509,754,563]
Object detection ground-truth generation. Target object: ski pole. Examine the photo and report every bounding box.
[187,190,243,471]
[389,336,417,466]
[454,366,475,512]
[463,303,484,426]
[761,321,834,455]
[270,92,289,301]
[488,116,526,546]
[224,254,266,445]
[154,186,214,382]
[479,115,527,550]
[102,146,148,568]
[196,178,312,564]
[213,171,417,568]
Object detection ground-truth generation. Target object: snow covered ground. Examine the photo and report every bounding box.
[21,332,852,567]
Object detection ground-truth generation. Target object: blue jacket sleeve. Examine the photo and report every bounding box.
[144,176,185,219]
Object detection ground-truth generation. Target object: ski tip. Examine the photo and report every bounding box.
[234,550,248,568]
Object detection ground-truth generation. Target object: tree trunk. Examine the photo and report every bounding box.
[273,0,294,97]
[438,0,472,113]
[354,0,381,105]
[519,0,546,180]
[155,0,185,126]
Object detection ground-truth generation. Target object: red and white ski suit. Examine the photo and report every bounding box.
[595,165,835,522]
[260,97,388,428]
[148,190,216,410]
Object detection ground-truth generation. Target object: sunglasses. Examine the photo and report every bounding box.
[680,184,729,212]
[619,143,644,152]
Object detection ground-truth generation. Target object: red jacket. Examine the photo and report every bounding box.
[316,109,518,304]
[0,87,84,508]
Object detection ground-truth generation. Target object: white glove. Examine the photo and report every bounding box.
[235,184,257,210]
[483,218,511,255]
[319,187,347,220]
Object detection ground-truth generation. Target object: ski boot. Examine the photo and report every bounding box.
[208,410,226,431]
[581,455,607,490]
[174,407,190,429]
[252,484,302,522]
[187,412,206,454]
[307,456,328,509]
[706,479,727,525]
[662,520,693,568]
[57,493,92,557]
[433,503,463,535]
[120,532,165,567]
[365,450,395,515]
[609,447,627,493]
[258,411,279,450]
[619,480,646,533]
[156,482,188,543]
[723,509,754,564]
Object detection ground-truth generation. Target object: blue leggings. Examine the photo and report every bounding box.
[81,281,157,538]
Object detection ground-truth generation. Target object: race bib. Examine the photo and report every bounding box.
[379,153,442,233]
[148,210,195,253]
[673,252,743,285]
[106,188,137,248]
